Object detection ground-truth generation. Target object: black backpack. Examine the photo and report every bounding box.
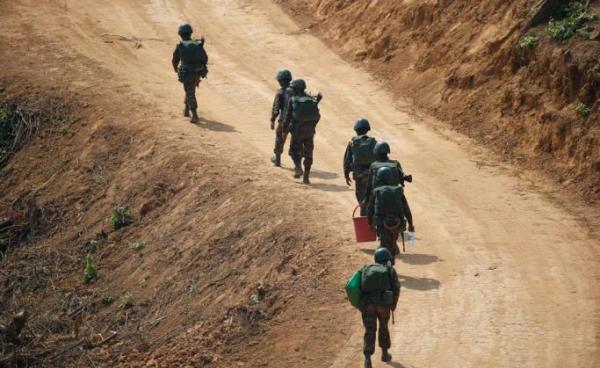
[351,136,377,166]
[178,40,207,66]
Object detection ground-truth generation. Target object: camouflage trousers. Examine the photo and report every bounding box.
[361,304,392,355]
[182,73,201,110]
[354,175,369,216]
[289,132,314,169]
[273,123,289,155]
[375,216,404,263]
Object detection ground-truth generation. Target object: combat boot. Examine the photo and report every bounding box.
[190,109,199,124]
[381,349,392,363]
[183,104,190,117]
[364,355,373,368]
[293,166,303,178]
[303,167,311,184]
[271,154,281,167]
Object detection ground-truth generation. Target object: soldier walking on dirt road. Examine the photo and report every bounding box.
[343,118,377,216]
[359,247,400,368]
[281,79,323,184]
[270,69,293,167]
[172,23,208,124]
[367,167,414,263]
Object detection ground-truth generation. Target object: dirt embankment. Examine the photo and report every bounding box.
[0,4,352,367]
[278,0,600,205]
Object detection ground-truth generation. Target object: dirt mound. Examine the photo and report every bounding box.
[278,0,600,204]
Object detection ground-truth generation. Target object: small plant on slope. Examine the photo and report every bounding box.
[576,103,591,117]
[109,206,133,230]
[82,254,98,284]
[518,33,539,49]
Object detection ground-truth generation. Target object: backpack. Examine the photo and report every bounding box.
[351,136,377,166]
[374,185,405,219]
[370,161,402,188]
[345,270,363,308]
[179,40,208,66]
[291,95,320,123]
[361,264,394,305]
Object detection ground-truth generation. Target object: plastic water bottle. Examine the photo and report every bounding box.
[405,232,416,251]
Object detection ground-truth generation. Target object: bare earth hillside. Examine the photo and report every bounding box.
[1,0,599,367]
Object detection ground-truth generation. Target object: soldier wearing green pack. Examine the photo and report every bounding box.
[270,69,293,167]
[360,247,400,368]
[281,79,323,184]
[367,167,414,263]
[172,23,208,123]
[343,118,377,216]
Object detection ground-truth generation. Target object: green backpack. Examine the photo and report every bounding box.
[291,96,321,123]
[374,185,405,219]
[370,161,402,188]
[345,270,363,308]
[361,264,394,305]
[351,136,377,166]
[179,40,208,66]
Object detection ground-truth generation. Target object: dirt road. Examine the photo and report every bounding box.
[10,0,600,366]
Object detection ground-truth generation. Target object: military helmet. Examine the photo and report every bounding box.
[276,69,292,82]
[374,247,393,264]
[354,118,370,132]
[178,23,193,36]
[376,167,393,185]
[373,141,391,155]
[290,79,307,92]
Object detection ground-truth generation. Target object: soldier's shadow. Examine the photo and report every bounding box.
[309,182,351,192]
[194,117,237,132]
[387,362,409,368]
[397,253,440,265]
[397,274,441,291]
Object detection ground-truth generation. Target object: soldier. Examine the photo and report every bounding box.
[172,23,208,123]
[281,79,323,184]
[343,118,377,216]
[367,167,414,263]
[360,247,401,368]
[270,69,293,167]
[363,141,412,206]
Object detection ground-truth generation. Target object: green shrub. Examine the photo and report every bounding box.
[545,1,599,41]
[109,206,133,230]
[576,103,591,117]
[82,254,98,284]
[128,240,145,250]
[518,33,539,49]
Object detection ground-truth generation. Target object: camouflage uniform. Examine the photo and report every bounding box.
[361,265,400,356]
[281,92,320,172]
[271,85,292,155]
[343,136,377,216]
[172,39,208,112]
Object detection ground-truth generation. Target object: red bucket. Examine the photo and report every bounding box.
[352,205,377,242]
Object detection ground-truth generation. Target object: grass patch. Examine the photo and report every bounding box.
[518,33,539,49]
[576,103,591,117]
[128,240,145,250]
[101,291,113,305]
[109,206,133,230]
[119,292,133,309]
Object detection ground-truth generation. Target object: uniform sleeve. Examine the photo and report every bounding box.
[281,97,293,130]
[402,192,414,227]
[271,90,282,122]
[343,142,353,178]
[172,44,180,70]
